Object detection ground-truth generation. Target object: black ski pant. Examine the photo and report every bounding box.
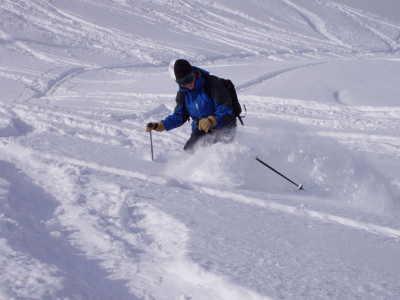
[183,125,236,154]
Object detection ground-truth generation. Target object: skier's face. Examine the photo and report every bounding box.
[184,78,195,90]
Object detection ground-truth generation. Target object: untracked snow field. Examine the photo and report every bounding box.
[1,0,400,299]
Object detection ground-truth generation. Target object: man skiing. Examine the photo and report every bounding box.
[146,59,237,154]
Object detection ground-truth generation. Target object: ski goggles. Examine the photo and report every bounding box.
[175,71,195,86]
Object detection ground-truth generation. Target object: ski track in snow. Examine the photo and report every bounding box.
[329,2,400,52]
[1,0,398,72]
[2,58,400,297]
[1,132,400,298]
[1,0,400,299]
[5,140,400,240]
[237,61,330,91]
[277,0,350,49]
[0,138,273,300]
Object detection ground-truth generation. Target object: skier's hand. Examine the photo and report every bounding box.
[146,122,165,132]
[198,116,217,133]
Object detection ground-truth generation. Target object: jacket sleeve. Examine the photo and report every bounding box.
[207,77,235,128]
[161,91,190,131]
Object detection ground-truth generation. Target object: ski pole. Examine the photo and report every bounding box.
[149,131,154,161]
[255,157,306,191]
[146,123,156,161]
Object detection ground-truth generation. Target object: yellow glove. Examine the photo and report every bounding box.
[146,122,165,132]
[198,116,217,133]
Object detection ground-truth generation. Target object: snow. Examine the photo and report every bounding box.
[1,0,400,299]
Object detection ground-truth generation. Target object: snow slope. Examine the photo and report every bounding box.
[1,0,400,299]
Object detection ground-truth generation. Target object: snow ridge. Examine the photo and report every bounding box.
[1,0,400,299]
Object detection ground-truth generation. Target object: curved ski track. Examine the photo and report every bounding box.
[1,0,400,298]
[2,0,399,70]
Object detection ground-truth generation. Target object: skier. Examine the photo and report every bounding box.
[146,59,237,154]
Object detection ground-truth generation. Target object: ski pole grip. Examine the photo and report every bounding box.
[147,122,158,130]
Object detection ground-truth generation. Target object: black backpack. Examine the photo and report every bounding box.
[204,75,246,125]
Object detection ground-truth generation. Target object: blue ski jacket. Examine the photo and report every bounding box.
[162,67,236,131]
